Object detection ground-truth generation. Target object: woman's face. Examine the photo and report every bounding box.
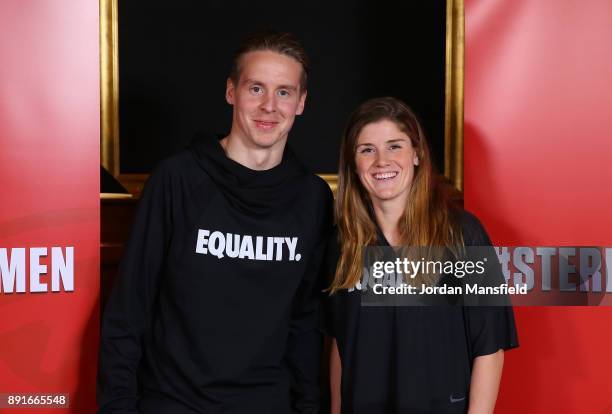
[354,119,419,205]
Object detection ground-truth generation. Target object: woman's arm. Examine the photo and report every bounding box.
[330,338,342,414]
[468,349,504,414]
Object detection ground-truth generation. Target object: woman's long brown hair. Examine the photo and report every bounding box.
[329,97,463,294]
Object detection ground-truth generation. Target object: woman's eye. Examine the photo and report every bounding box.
[389,144,402,150]
[360,147,374,154]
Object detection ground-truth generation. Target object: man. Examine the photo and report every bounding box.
[98,31,333,414]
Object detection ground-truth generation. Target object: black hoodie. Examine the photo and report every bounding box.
[98,135,334,414]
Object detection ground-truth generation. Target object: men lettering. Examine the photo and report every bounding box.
[0,247,74,294]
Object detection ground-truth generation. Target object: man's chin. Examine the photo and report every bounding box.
[252,133,286,149]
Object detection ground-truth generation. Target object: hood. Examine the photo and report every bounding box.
[189,134,308,216]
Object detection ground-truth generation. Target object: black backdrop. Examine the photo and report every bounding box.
[119,0,447,174]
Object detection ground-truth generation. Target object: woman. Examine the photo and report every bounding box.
[322,97,518,414]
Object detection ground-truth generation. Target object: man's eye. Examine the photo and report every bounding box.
[277,89,290,97]
[250,86,263,95]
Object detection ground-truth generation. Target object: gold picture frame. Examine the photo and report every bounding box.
[444,0,464,192]
[100,0,463,196]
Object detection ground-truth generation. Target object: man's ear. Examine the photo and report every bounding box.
[295,90,307,115]
[225,78,235,105]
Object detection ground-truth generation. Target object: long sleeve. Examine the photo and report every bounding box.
[97,167,172,414]
[285,187,334,414]
[318,227,340,339]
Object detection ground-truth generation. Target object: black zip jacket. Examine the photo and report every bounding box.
[98,134,333,414]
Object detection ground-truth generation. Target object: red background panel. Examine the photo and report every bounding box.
[0,1,100,413]
[465,0,612,413]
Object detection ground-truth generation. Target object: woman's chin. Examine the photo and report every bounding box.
[369,190,404,203]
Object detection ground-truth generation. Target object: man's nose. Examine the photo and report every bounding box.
[259,91,276,112]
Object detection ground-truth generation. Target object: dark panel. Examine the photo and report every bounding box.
[100,198,138,311]
[119,0,446,174]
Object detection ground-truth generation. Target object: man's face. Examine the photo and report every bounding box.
[226,50,307,151]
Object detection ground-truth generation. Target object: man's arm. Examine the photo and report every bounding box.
[97,168,172,413]
[286,185,334,414]
[285,235,328,413]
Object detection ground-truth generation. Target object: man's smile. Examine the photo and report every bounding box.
[253,119,279,130]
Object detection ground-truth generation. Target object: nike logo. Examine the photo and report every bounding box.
[450,394,466,403]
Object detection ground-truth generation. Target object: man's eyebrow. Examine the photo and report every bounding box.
[277,85,298,91]
[242,79,298,91]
